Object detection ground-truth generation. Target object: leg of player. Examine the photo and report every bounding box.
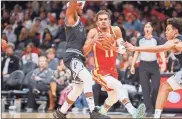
[77,67,95,112]
[154,82,173,118]
[99,91,118,115]
[77,67,110,118]
[105,76,146,118]
[53,83,84,119]
[154,70,182,118]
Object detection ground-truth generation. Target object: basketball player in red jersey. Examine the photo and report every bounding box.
[83,10,146,118]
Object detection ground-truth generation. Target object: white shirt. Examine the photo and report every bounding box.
[22,53,38,65]
[3,31,17,44]
[24,20,33,30]
[48,24,59,38]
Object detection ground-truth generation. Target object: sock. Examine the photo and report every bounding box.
[85,92,95,112]
[59,101,71,114]
[100,103,111,115]
[59,97,74,114]
[59,83,83,114]
[124,101,136,116]
[154,109,162,118]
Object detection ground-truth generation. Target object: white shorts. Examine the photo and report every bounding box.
[104,75,122,90]
[167,70,182,90]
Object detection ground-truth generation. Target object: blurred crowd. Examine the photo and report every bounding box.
[1,1,182,112]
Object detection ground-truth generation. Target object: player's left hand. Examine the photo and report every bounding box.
[113,47,126,54]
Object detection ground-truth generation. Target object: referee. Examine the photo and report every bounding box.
[130,22,166,117]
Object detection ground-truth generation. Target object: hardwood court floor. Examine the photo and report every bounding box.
[2,112,182,118]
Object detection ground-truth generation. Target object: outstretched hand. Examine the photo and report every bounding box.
[122,42,135,51]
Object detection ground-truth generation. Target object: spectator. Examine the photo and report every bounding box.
[11,4,24,22]
[26,56,53,112]
[113,15,126,40]
[3,25,17,44]
[46,48,59,70]
[1,43,20,81]
[85,9,96,33]
[72,93,89,113]
[28,24,40,47]
[175,2,182,17]
[1,33,8,54]
[21,43,39,65]
[18,27,29,46]
[47,15,59,38]
[1,38,7,54]
[23,11,33,30]
[26,2,37,20]
[14,21,24,42]
[33,18,42,34]
[39,11,48,33]
[119,53,130,70]
[2,11,10,30]
[40,28,54,50]
[2,33,8,42]
[48,59,71,111]
[54,11,66,44]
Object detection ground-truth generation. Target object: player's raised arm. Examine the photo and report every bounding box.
[65,1,78,26]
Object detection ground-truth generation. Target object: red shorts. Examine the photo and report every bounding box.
[91,68,118,91]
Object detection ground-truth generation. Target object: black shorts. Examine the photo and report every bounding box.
[63,52,85,70]
[63,52,86,82]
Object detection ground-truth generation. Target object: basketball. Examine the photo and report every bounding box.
[96,33,116,50]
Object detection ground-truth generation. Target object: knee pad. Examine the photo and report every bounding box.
[108,78,129,101]
[117,88,129,101]
[106,91,118,105]
[67,83,84,101]
[72,83,84,94]
[78,67,93,83]
[78,67,94,94]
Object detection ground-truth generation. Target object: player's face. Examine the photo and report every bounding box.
[76,3,83,16]
[144,23,153,34]
[97,14,110,29]
[165,25,178,40]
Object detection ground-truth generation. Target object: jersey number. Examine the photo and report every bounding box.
[105,50,114,57]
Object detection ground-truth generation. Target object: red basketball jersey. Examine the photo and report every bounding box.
[92,27,118,78]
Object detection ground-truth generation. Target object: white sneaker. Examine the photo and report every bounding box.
[82,107,89,114]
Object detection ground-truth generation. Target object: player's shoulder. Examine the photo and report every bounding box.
[112,26,120,31]
[88,28,97,34]
[176,35,182,41]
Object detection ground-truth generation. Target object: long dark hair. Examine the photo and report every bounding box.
[42,28,53,41]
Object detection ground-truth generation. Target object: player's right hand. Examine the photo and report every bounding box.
[130,66,135,74]
[92,33,105,43]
